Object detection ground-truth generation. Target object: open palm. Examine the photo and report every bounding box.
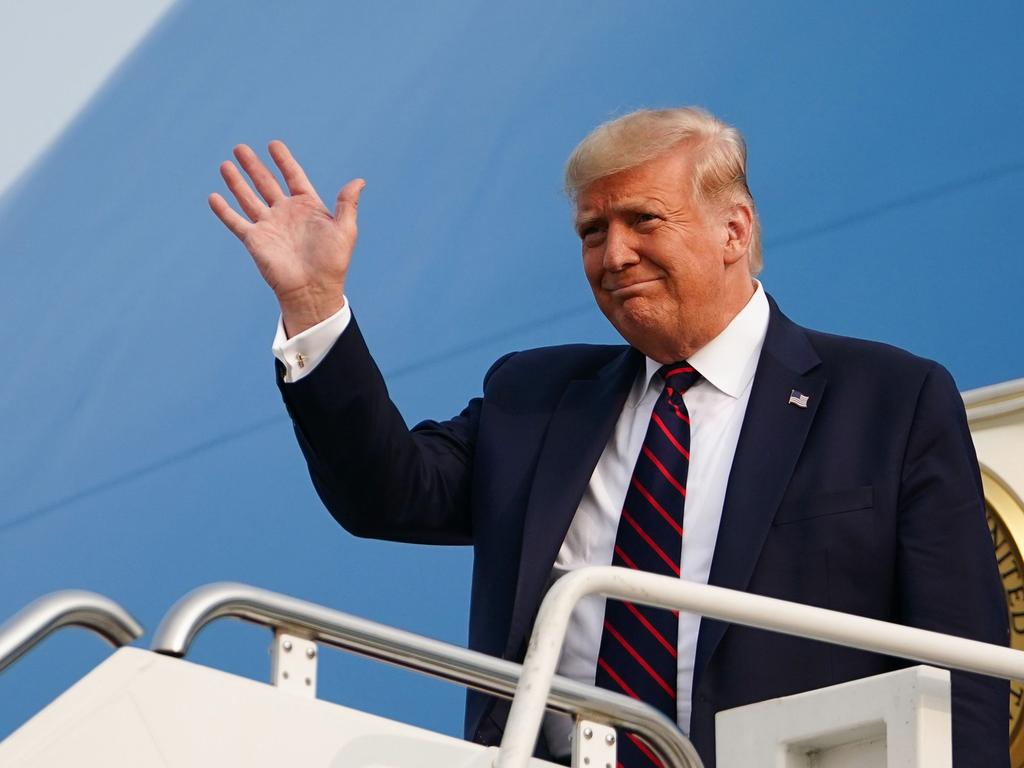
[209,141,364,336]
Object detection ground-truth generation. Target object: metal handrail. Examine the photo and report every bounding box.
[150,581,702,768]
[497,566,1024,768]
[0,590,144,673]
[962,376,1024,425]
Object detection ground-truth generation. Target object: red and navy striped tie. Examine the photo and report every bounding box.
[595,363,699,767]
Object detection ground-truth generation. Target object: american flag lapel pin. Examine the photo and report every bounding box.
[788,389,810,408]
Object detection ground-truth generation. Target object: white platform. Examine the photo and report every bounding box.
[0,647,559,768]
[715,665,952,768]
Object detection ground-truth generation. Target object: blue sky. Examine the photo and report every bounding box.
[1,0,1021,739]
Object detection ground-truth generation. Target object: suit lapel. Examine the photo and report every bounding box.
[504,347,640,658]
[693,299,826,689]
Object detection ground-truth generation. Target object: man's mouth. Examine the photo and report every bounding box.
[605,277,661,294]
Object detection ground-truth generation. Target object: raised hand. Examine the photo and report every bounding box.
[209,141,364,337]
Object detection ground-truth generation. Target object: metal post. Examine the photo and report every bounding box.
[271,630,318,697]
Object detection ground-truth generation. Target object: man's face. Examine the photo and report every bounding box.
[575,146,751,363]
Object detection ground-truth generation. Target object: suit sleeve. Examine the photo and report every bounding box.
[277,314,511,545]
[897,362,1009,767]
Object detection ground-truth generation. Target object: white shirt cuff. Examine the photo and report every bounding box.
[272,299,352,383]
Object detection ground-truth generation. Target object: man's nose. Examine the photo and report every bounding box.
[603,224,640,272]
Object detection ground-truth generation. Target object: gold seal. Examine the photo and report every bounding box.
[984,468,1024,767]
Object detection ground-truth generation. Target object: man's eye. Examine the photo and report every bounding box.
[635,213,657,224]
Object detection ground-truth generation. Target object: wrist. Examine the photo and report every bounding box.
[279,285,346,338]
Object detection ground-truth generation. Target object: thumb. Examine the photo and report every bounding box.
[334,178,366,228]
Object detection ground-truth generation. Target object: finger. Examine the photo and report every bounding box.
[220,161,267,221]
[208,193,252,240]
[233,144,286,205]
[268,140,321,201]
[334,178,366,229]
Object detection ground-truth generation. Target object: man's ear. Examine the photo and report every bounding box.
[723,202,754,266]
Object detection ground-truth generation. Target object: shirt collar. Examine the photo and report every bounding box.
[631,280,770,405]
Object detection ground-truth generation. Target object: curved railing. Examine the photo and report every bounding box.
[150,581,703,768]
[15,575,1017,767]
[496,565,1024,768]
[963,376,1024,424]
[0,590,143,673]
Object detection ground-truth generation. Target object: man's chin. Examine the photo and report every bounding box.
[602,302,666,353]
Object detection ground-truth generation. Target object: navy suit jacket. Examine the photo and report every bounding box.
[279,297,1007,767]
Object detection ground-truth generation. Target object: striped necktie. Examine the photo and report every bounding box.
[595,362,699,767]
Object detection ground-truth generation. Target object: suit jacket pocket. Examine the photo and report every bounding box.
[773,485,874,526]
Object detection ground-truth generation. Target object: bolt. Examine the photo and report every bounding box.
[605,733,616,746]
[306,647,316,659]
[583,759,590,765]
[282,640,293,652]
[583,727,593,740]
[305,677,312,686]
[282,671,289,680]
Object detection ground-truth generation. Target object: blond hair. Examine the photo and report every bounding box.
[565,107,762,275]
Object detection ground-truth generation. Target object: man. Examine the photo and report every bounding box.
[210,107,1007,766]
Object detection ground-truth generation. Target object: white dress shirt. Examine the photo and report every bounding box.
[273,282,770,755]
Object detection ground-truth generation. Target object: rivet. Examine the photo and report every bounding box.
[605,733,616,746]
[583,727,593,739]
[282,671,289,680]
[305,677,312,686]
[282,640,293,652]
[306,647,316,659]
